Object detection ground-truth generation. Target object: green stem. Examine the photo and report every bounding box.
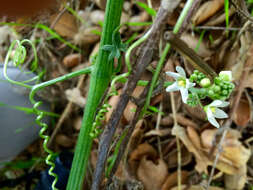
[29,66,92,103]
[66,0,124,189]
[141,0,196,117]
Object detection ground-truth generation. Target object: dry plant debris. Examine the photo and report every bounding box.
[1,0,253,190]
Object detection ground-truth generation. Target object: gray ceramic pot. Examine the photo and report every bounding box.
[0,65,50,165]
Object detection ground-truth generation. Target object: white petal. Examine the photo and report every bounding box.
[207,114,220,128]
[176,66,186,77]
[166,71,181,79]
[180,88,188,103]
[217,101,229,108]
[166,82,180,92]
[209,100,229,108]
[206,107,213,118]
[209,100,222,107]
[214,108,228,119]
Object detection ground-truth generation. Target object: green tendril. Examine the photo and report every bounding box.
[3,39,38,89]
[3,39,60,190]
[34,102,59,190]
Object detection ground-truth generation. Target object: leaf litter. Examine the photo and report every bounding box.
[1,0,253,189]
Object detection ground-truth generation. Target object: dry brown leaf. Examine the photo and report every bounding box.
[200,129,250,189]
[233,95,251,127]
[172,125,247,176]
[225,171,247,190]
[160,115,173,126]
[181,34,212,58]
[172,125,210,173]
[144,128,171,137]
[192,0,224,25]
[129,143,157,163]
[128,120,145,152]
[161,171,189,190]
[200,129,216,149]
[166,146,192,169]
[129,143,157,175]
[187,126,201,149]
[62,53,81,68]
[174,114,198,128]
[201,129,250,167]
[50,12,78,38]
[137,156,168,190]
[184,104,206,121]
[171,185,224,190]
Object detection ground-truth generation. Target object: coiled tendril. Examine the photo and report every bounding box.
[3,39,59,190]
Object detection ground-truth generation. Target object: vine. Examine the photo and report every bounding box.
[3,39,92,190]
[3,39,59,190]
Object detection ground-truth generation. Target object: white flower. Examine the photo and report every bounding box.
[204,100,229,128]
[166,66,195,103]
[219,71,232,82]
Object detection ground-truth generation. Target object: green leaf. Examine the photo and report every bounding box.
[135,1,157,16]
[126,22,152,26]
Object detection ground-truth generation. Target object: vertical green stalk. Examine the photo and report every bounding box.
[66,0,124,189]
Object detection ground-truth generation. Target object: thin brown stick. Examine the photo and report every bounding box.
[170,92,182,190]
[156,103,163,158]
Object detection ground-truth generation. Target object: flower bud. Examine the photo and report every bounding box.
[200,78,211,87]
[219,71,232,82]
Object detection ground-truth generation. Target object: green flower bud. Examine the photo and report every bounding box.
[200,78,211,87]
[222,90,228,96]
[213,85,221,92]
[219,71,232,82]
[190,73,197,82]
[208,90,214,96]
[214,78,221,85]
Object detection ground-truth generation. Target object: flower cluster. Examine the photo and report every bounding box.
[166,66,234,128]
